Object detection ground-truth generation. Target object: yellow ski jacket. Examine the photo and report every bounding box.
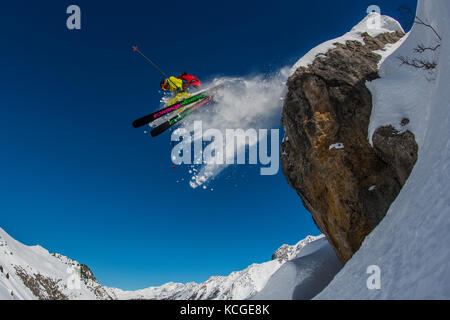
[166,76,184,92]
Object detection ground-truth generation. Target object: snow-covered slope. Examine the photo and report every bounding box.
[252,237,342,300]
[0,228,113,300]
[106,235,323,300]
[316,0,450,299]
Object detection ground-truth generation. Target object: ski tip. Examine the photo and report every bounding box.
[150,130,159,137]
[132,46,138,52]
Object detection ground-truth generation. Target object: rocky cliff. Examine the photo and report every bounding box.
[281,15,418,263]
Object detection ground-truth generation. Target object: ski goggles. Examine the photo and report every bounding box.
[161,82,169,91]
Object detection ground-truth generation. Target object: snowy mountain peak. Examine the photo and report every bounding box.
[0,228,113,300]
[271,235,324,262]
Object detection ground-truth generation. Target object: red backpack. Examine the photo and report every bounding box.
[178,72,201,89]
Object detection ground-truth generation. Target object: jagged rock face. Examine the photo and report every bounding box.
[281,31,418,263]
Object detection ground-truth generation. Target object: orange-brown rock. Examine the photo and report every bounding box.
[281,31,418,263]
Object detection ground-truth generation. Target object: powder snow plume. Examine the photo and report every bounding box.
[174,68,290,189]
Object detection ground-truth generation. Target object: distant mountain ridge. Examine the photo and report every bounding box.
[0,227,323,300]
[106,234,324,300]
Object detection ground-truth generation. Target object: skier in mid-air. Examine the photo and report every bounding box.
[160,72,201,105]
[131,46,223,135]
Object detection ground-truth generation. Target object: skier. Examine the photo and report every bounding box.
[160,72,201,105]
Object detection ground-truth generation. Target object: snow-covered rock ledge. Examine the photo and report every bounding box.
[281,13,415,264]
[317,0,450,299]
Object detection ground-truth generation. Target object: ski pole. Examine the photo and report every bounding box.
[132,46,181,92]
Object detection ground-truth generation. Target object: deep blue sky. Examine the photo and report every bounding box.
[0,0,416,290]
